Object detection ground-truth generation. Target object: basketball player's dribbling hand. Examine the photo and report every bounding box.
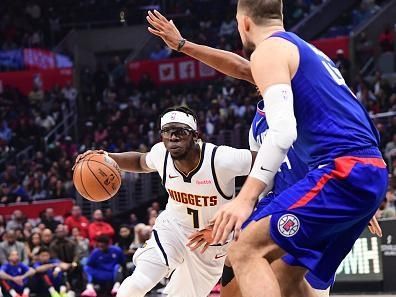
[212,198,255,245]
[146,10,183,51]
[72,150,107,170]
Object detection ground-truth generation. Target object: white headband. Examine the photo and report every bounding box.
[160,111,197,130]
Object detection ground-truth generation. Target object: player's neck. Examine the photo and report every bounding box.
[174,143,201,175]
[252,24,285,47]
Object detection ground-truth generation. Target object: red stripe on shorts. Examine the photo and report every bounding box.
[288,156,386,210]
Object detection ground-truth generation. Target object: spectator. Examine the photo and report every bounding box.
[41,229,53,248]
[28,86,44,107]
[61,82,78,108]
[0,230,28,265]
[26,232,42,263]
[0,215,5,236]
[49,180,66,199]
[103,208,118,231]
[32,247,70,297]
[0,250,35,297]
[149,44,171,60]
[81,235,124,297]
[94,124,108,144]
[69,227,89,265]
[128,213,138,229]
[29,178,48,201]
[35,112,56,133]
[6,211,25,232]
[40,209,60,232]
[218,13,237,37]
[334,49,350,82]
[0,120,12,144]
[116,225,134,263]
[64,206,89,238]
[151,201,160,213]
[379,24,394,53]
[385,134,396,165]
[355,31,374,67]
[50,224,77,265]
[88,210,114,247]
[23,222,33,240]
[128,224,151,256]
[2,178,29,204]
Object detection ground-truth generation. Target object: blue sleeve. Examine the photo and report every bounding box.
[51,259,60,264]
[87,249,99,267]
[20,263,30,274]
[116,247,125,264]
[0,264,8,272]
[33,262,40,269]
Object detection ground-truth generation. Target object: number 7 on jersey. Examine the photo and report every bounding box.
[187,208,199,228]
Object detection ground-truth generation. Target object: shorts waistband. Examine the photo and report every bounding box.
[344,147,382,158]
[317,147,384,169]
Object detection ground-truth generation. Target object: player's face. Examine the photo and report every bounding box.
[161,123,196,160]
[236,12,256,59]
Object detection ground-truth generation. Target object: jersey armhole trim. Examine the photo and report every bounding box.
[162,151,169,186]
[211,146,233,200]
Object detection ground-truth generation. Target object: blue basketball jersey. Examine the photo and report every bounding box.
[1,262,29,277]
[269,32,380,168]
[250,100,308,195]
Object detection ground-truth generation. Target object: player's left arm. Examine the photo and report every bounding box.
[212,38,299,244]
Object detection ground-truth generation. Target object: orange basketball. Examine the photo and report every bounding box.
[73,153,121,202]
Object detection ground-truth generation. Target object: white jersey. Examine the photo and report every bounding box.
[145,141,252,229]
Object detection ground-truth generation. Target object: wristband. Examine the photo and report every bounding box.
[177,39,186,51]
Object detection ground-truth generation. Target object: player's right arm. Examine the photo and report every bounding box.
[108,152,153,173]
[74,143,165,173]
[146,10,254,84]
[74,150,153,173]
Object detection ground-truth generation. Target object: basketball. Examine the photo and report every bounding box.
[73,153,122,202]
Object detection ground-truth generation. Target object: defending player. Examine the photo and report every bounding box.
[206,1,388,297]
[147,9,383,297]
[74,106,255,297]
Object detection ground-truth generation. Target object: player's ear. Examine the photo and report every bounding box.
[243,15,251,33]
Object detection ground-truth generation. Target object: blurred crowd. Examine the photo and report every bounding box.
[0,80,77,203]
[1,54,396,211]
[0,0,328,54]
[0,203,159,297]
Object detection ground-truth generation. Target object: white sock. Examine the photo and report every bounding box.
[49,287,57,294]
[86,283,94,291]
[60,286,67,294]
[9,289,17,297]
[23,288,30,296]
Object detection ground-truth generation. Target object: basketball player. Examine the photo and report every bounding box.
[205,1,387,297]
[74,106,255,297]
[146,9,382,297]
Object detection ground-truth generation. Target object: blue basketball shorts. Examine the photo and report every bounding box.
[245,152,388,289]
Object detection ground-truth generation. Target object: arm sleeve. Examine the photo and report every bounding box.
[144,142,166,172]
